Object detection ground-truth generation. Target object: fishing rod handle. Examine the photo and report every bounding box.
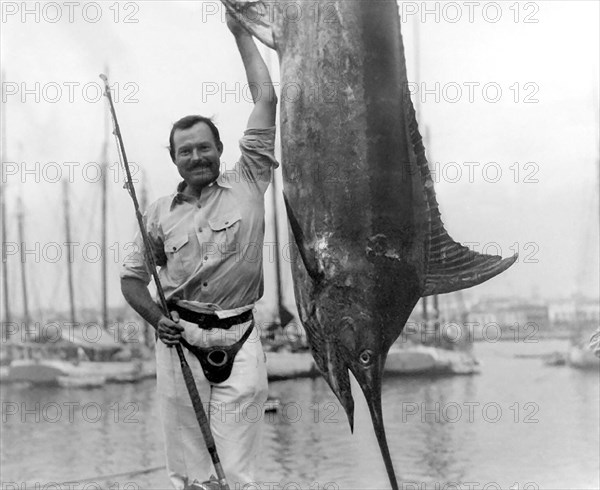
[176,343,231,490]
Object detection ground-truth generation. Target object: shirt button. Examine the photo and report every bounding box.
[203,282,208,287]
[197,202,202,208]
[204,256,208,261]
[198,228,203,232]
[172,247,176,251]
[224,221,229,225]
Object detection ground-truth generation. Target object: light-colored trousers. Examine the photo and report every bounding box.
[155,319,269,489]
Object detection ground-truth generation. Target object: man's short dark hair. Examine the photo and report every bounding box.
[168,115,222,162]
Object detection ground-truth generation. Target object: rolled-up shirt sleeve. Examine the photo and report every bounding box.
[120,203,165,284]
[238,127,279,194]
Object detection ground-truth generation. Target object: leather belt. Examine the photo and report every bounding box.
[166,300,253,330]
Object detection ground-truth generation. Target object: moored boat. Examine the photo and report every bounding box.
[567,325,600,370]
[385,344,480,376]
[3,358,157,386]
[58,374,107,389]
[5,359,73,384]
[568,345,600,370]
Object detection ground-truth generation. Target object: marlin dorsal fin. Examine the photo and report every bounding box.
[405,93,518,297]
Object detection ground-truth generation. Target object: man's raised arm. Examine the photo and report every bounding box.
[226,13,277,129]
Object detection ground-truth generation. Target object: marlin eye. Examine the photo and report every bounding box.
[359,349,373,366]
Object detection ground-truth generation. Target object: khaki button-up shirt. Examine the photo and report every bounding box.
[121,127,278,318]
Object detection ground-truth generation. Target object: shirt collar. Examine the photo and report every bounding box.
[170,173,231,210]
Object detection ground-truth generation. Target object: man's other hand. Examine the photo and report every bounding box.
[226,11,248,37]
[158,311,184,346]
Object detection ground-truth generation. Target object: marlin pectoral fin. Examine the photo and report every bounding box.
[283,193,323,282]
[220,0,276,49]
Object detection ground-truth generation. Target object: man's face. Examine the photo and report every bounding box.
[172,122,222,190]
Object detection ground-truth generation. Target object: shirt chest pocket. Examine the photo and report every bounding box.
[164,234,192,283]
[208,210,242,256]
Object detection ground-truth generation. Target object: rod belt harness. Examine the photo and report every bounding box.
[167,300,255,383]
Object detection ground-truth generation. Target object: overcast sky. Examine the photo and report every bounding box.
[1,0,599,318]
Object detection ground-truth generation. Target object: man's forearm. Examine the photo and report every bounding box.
[226,12,277,128]
[234,33,276,105]
[121,277,164,329]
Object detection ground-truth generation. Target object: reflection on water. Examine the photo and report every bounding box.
[1,340,599,489]
[1,380,165,487]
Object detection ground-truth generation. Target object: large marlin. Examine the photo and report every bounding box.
[220,1,517,488]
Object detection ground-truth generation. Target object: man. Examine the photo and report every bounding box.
[120,13,277,489]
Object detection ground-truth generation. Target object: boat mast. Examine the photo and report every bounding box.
[17,196,30,327]
[140,170,148,212]
[413,18,430,328]
[412,19,440,334]
[1,70,11,328]
[271,165,292,328]
[0,176,9,327]
[139,170,153,347]
[101,67,109,328]
[272,173,283,317]
[264,46,293,330]
[63,180,76,325]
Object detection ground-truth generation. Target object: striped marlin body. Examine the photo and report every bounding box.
[220,1,517,488]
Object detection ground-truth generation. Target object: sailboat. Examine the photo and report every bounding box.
[566,95,600,371]
[53,97,158,385]
[0,79,60,382]
[6,175,156,386]
[5,181,114,386]
[568,340,599,369]
[1,79,154,386]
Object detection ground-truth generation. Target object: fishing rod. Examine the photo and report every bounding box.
[99,73,229,490]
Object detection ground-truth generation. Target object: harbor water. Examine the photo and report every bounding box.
[1,339,599,490]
